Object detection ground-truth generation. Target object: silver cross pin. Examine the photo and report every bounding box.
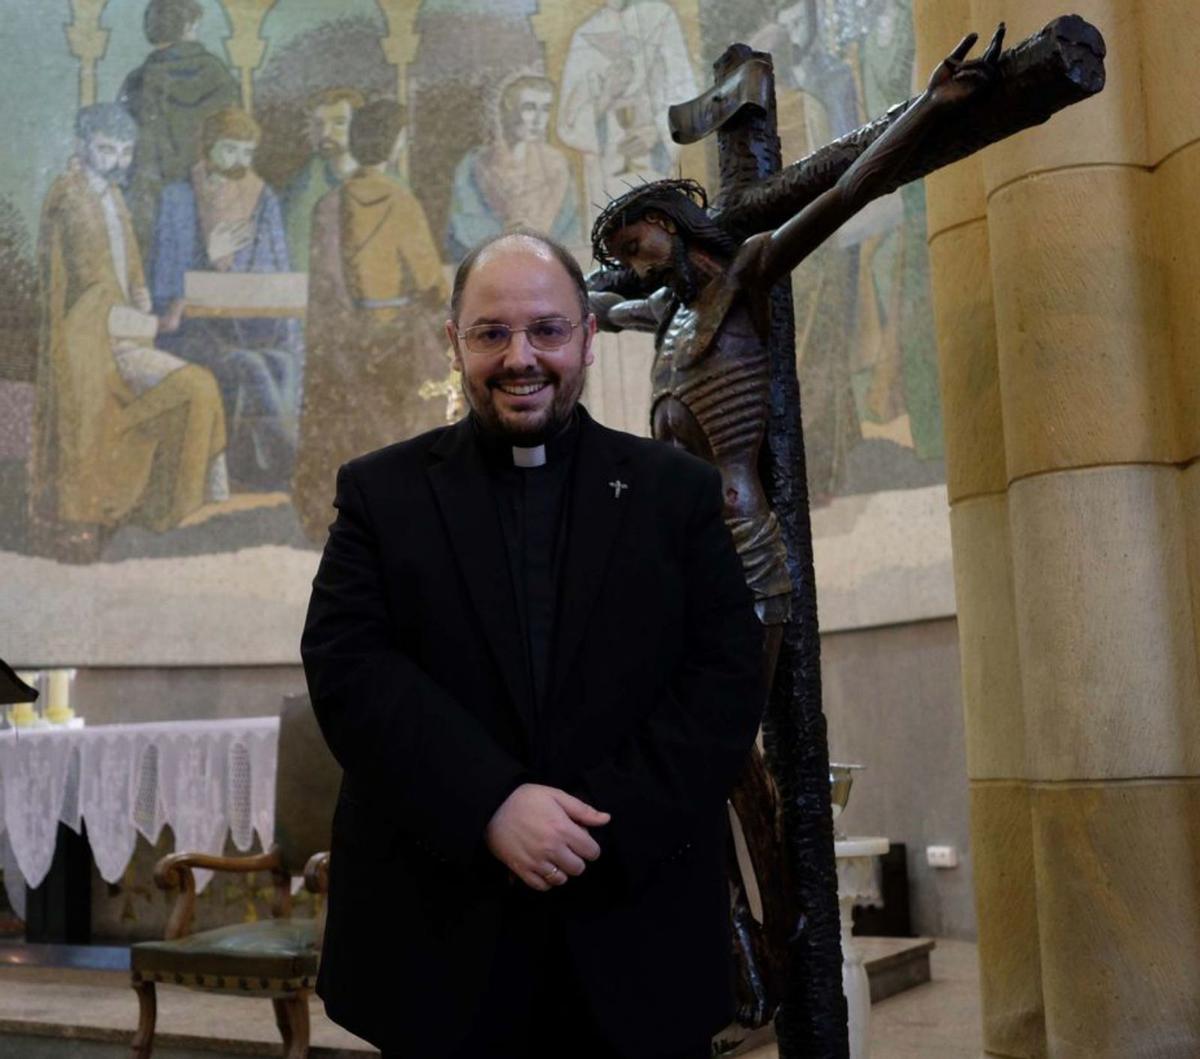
[609,479,629,499]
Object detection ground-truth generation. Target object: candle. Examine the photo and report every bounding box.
[10,671,39,727]
[44,669,75,724]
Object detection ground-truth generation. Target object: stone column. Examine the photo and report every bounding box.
[219,0,274,113]
[65,0,111,107]
[914,1,1200,1057]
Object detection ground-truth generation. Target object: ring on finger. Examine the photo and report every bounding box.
[542,866,561,880]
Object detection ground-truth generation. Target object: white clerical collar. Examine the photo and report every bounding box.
[512,444,546,468]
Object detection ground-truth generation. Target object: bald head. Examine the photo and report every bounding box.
[449,229,589,323]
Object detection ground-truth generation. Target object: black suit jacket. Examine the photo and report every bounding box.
[301,405,764,1056]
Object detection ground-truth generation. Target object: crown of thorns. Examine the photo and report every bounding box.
[590,177,709,268]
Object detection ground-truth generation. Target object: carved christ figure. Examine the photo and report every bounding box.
[588,25,1006,1024]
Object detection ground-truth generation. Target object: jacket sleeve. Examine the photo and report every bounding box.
[301,461,529,866]
[575,462,766,894]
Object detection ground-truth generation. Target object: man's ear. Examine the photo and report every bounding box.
[645,210,677,236]
[445,321,463,371]
[582,313,598,367]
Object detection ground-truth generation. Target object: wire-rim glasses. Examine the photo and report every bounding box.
[457,317,582,356]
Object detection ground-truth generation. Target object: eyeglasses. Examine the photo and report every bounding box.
[457,317,582,356]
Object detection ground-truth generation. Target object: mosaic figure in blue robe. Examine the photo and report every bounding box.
[152,107,303,492]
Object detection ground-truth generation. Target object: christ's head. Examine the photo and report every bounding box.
[592,179,738,303]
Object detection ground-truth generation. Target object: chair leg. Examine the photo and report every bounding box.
[273,991,310,1059]
[131,980,157,1059]
[272,997,293,1052]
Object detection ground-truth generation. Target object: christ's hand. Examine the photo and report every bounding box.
[485,783,610,892]
[926,23,1005,111]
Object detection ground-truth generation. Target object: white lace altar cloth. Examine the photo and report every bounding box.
[0,717,279,908]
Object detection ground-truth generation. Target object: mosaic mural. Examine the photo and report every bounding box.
[0,0,949,663]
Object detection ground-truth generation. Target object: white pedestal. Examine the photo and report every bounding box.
[835,836,890,1059]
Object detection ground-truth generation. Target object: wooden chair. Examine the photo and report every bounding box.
[129,694,340,1058]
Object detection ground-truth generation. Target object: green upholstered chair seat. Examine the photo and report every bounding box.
[131,917,320,981]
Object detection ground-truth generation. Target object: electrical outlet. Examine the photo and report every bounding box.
[926,845,959,869]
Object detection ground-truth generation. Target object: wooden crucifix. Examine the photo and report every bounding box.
[586,15,1105,1057]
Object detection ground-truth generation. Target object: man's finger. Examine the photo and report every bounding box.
[552,790,611,824]
[520,868,551,892]
[554,849,587,877]
[566,831,603,862]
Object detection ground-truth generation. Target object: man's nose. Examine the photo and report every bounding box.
[501,329,539,369]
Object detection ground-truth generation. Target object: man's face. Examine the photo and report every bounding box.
[207,138,256,179]
[447,239,595,444]
[311,101,353,158]
[82,134,134,185]
[512,88,553,143]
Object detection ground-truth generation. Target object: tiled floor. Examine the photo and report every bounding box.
[0,939,981,1057]
[740,938,982,1059]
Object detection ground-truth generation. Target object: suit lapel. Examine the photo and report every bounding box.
[427,419,535,750]
[551,408,633,704]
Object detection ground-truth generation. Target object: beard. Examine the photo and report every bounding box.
[211,163,248,180]
[462,359,586,447]
[104,165,131,190]
[644,235,701,304]
[317,139,345,159]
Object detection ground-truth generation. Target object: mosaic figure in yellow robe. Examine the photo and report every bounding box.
[292,99,449,543]
[29,104,227,561]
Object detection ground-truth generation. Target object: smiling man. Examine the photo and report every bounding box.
[301,229,764,1057]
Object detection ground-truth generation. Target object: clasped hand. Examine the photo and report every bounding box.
[485,783,610,892]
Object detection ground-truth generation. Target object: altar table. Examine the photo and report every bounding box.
[0,718,280,918]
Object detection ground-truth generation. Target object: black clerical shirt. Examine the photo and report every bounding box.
[471,410,580,720]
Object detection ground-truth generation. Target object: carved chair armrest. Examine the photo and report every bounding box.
[153,847,287,940]
[303,851,329,896]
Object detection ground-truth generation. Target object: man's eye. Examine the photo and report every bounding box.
[532,320,571,341]
[476,327,509,343]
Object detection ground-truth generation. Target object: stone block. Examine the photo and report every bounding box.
[930,219,1005,501]
[1009,465,1200,780]
[1138,0,1200,164]
[1032,780,1200,1057]
[988,167,1175,478]
[1155,141,1200,465]
[970,782,1046,1059]
[950,495,1025,780]
[1183,461,1200,681]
